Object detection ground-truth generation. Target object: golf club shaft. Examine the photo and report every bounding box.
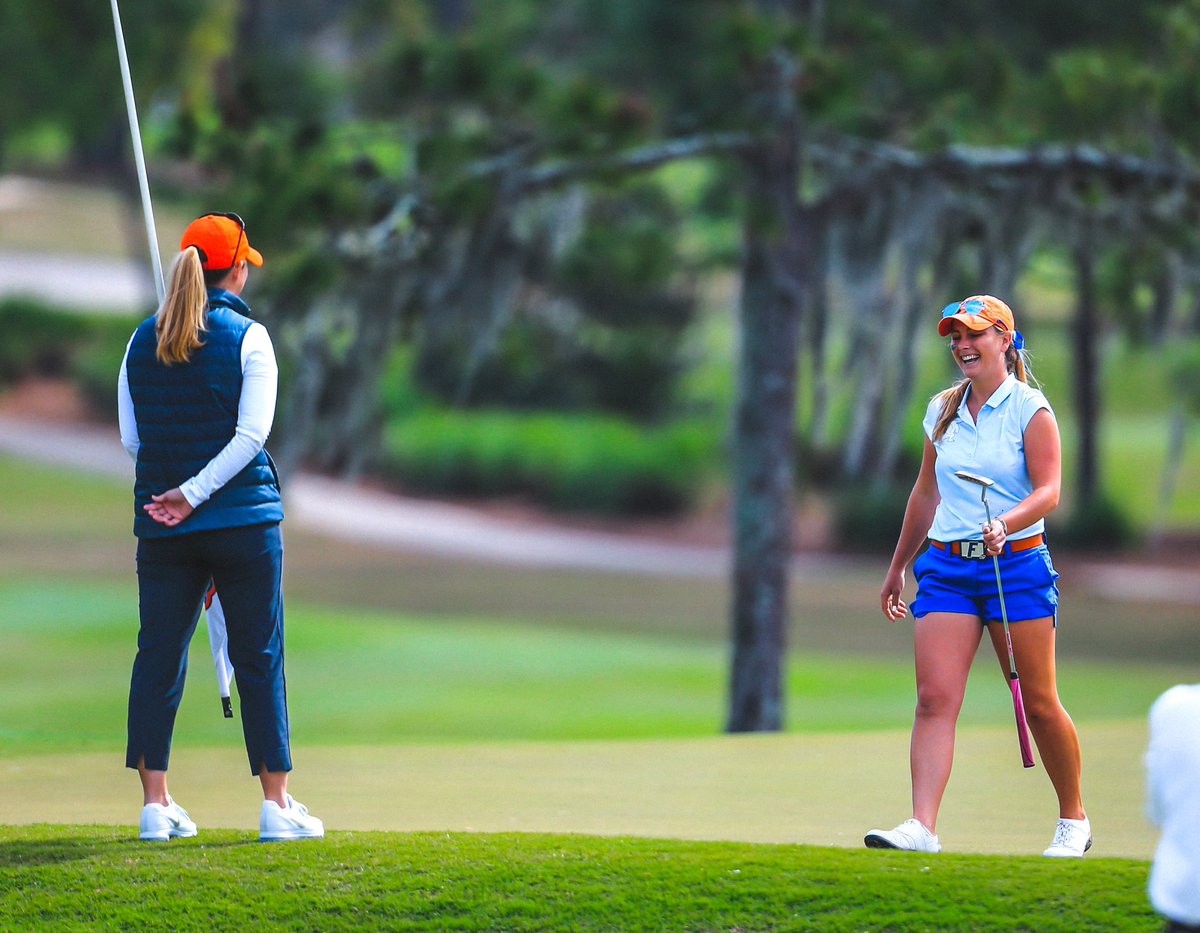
[980,487,1035,768]
[111,0,165,304]
[981,495,1019,675]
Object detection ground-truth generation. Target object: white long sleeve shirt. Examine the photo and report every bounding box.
[117,322,278,509]
[1146,684,1200,925]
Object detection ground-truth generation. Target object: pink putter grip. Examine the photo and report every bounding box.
[1009,676,1036,768]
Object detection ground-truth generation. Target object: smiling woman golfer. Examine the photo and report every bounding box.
[867,295,1090,857]
[118,213,322,842]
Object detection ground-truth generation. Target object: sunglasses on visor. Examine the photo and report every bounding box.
[941,298,990,321]
[941,298,1024,349]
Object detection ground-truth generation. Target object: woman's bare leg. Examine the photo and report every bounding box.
[987,617,1085,820]
[911,613,984,831]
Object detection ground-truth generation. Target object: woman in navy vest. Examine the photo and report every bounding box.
[118,212,323,842]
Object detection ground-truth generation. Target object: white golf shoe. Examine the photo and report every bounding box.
[259,794,325,842]
[139,798,198,842]
[864,819,941,853]
[1043,817,1092,857]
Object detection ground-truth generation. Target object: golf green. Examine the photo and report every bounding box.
[0,721,1157,858]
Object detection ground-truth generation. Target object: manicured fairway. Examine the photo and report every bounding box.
[0,825,1162,932]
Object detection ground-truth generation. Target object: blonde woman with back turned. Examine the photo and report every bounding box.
[118,212,323,842]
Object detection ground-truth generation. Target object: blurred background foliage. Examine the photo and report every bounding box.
[2,0,1199,543]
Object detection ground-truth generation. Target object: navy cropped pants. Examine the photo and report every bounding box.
[127,522,291,775]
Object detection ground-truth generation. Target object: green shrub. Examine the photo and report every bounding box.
[70,319,141,418]
[833,484,1139,554]
[0,299,85,382]
[830,484,911,553]
[1049,492,1137,551]
[0,300,140,419]
[377,345,427,419]
[381,409,718,514]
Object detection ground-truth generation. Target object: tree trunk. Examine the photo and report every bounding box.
[804,217,831,446]
[873,206,960,488]
[727,51,807,733]
[872,253,931,488]
[318,267,414,477]
[1149,407,1188,546]
[727,213,805,732]
[1150,284,1200,544]
[1149,252,1182,348]
[1072,221,1101,508]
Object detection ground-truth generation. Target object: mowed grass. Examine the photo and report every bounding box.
[2,451,1195,751]
[0,450,1192,786]
[0,573,1190,757]
[0,451,1183,925]
[0,825,1161,932]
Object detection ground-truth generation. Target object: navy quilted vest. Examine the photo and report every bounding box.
[126,289,284,538]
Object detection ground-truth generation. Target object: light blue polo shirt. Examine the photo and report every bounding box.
[924,375,1053,542]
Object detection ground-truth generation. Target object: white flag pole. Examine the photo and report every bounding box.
[110,0,165,304]
[112,2,235,716]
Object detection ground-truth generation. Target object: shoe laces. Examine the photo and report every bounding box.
[1051,820,1080,847]
[284,796,308,816]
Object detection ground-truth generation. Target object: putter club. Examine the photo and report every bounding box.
[954,470,1037,769]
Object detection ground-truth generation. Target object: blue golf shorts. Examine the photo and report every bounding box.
[910,542,1059,624]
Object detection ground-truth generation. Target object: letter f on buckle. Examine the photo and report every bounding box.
[962,540,987,560]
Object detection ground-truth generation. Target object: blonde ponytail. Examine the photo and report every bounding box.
[931,379,969,442]
[1008,343,1039,388]
[156,247,208,365]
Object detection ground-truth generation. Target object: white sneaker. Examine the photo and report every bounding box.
[139,798,198,842]
[1043,817,1092,857]
[260,794,325,842]
[864,819,941,853]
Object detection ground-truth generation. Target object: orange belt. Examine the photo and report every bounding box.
[930,534,1045,559]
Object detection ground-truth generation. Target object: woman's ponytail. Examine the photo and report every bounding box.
[1007,341,1039,388]
[931,379,969,442]
[155,247,208,365]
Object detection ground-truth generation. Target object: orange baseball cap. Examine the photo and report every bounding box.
[181,212,264,271]
[937,295,1015,337]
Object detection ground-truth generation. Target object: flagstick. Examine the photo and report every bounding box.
[112,1,234,715]
[110,0,165,303]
